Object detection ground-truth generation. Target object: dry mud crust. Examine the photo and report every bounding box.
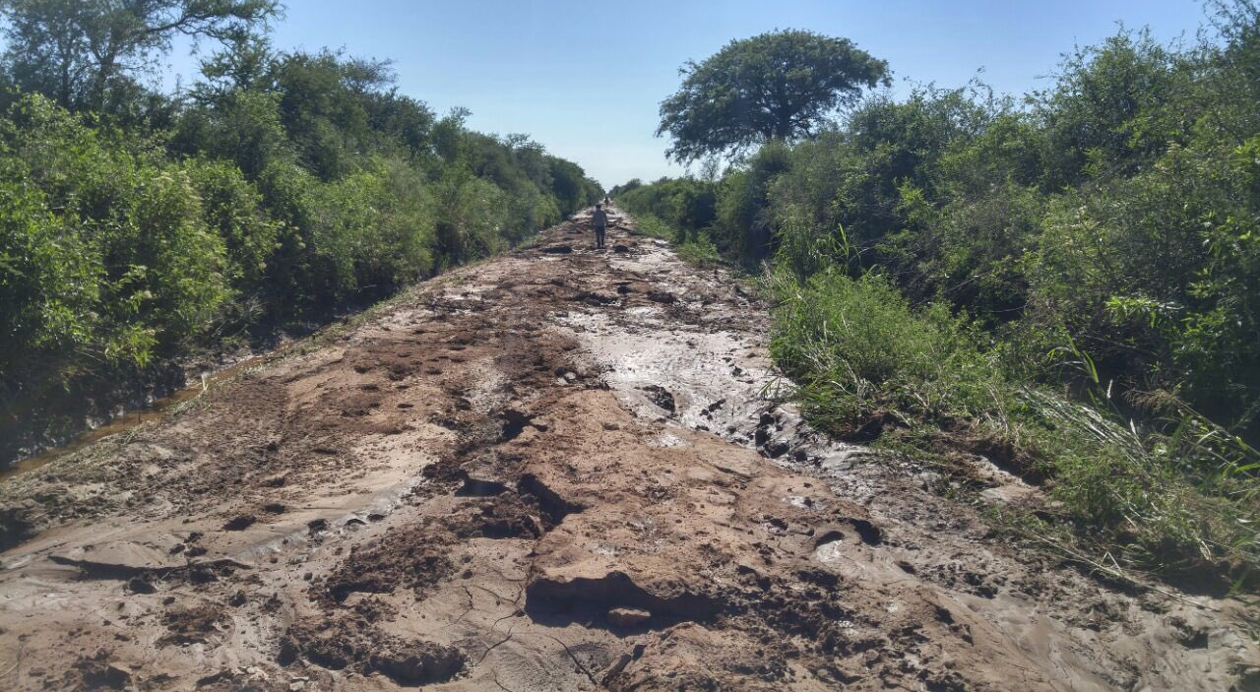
[0,207,1257,692]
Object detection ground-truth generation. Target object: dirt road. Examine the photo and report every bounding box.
[1,209,1257,691]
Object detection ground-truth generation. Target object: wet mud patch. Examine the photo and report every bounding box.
[498,408,544,442]
[602,624,796,691]
[447,492,547,540]
[455,477,509,497]
[451,472,585,534]
[49,552,249,587]
[575,290,619,306]
[0,504,35,551]
[517,473,584,525]
[222,514,256,531]
[929,421,1049,486]
[417,468,583,543]
[525,570,720,629]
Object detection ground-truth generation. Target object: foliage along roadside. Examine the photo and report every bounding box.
[0,51,603,464]
[616,4,1260,590]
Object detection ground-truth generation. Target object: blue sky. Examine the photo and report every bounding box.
[164,0,1210,187]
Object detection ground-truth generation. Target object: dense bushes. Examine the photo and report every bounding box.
[0,34,602,461]
[1,97,228,372]
[769,265,1258,583]
[769,269,999,427]
[623,3,1260,585]
[615,176,716,244]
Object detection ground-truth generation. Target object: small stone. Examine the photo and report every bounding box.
[607,607,651,628]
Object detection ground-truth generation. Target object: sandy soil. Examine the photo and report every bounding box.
[1,208,1257,691]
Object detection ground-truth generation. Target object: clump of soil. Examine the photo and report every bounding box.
[223,514,256,531]
[281,614,465,686]
[315,521,454,605]
[60,650,133,691]
[159,604,226,646]
[640,385,676,414]
[446,493,545,540]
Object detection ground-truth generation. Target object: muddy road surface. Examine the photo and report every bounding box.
[1,208,1257,691]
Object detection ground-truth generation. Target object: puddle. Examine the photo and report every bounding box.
[557,310,773,437]
[1,354,271,483]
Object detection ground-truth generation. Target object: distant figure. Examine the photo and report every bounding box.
[592,203,609,249]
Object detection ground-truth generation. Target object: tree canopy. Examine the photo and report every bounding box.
[0,0,280,111]
[656,29,890,163]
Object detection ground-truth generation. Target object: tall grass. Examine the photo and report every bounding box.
[768,266,1260,589]
[626,211,723,265]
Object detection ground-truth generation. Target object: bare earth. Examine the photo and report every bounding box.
[1,208,1257,691]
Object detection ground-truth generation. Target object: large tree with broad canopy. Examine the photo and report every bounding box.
[657,29,891,163]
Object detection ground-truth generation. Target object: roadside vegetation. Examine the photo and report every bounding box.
[627,208,723,266]
[0,1,603,461]
[618,6,1260,589]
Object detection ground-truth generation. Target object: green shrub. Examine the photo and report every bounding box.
[631,213,674,240]
[714,141,791,262]
[185,158,283,298]
[0,95,228,367]
[433,168,510,267]
[676,234,722,265]
[621,0,1260,589]
[617,176,717,244]
[0,49,604,459]
[769,268,1005,427]
[0,169,99,378]
[768,265,1259,584]
[307,159,435,303]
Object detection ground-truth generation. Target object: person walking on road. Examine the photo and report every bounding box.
[592,203,609,249]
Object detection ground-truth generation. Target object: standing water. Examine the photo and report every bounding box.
[0,354,272,482]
